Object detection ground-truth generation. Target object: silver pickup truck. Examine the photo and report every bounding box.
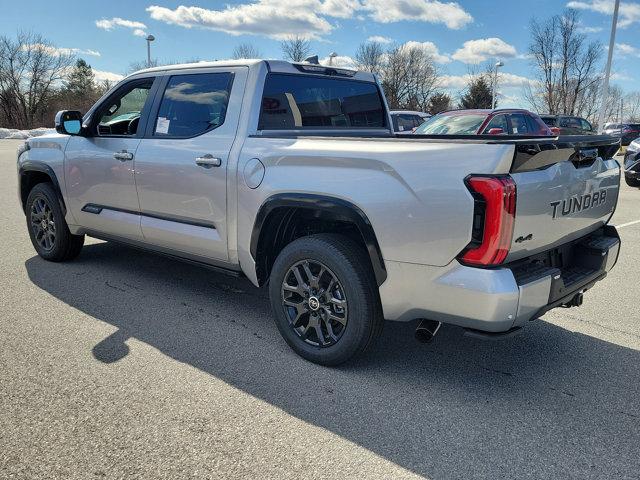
[17,59,621,365]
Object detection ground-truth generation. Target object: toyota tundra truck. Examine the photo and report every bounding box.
[17,59,621,365]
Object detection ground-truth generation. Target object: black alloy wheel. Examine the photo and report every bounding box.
[25,182,84,261]
[281,259,348,347]
[30,196,57,251]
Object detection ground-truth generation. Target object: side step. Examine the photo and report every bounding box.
[463,326,522,341]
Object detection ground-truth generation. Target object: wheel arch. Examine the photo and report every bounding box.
[19,161,66,214]
[250,193,387,287]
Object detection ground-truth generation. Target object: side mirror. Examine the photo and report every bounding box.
[550,127,561,136]
[487,127,504,135]
[55,110,83,135]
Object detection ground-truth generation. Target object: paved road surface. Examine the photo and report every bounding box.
[1,139,638,479]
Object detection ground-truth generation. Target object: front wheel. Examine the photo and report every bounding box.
[25,182,84,261]
[268,234,383,366]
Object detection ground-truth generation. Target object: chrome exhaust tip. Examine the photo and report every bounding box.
[414,319,442,344]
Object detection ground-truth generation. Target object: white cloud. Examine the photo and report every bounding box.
[362,0,473,29]
[577,25,604,33]
[146,0,473,41]
[96,17,148,36]
[320,55,357,68]
[23,44,101,57]
[367,35,393,44]
[146,2,338,40]
[615,42,640,56]
[611,71,633,81]
[567,0,640,28]
[439,72,531,89]
[402,41,451,63]
[93,69,124,83]
[452,37,517,63]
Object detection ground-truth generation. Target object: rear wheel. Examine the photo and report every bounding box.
[269,234,383,366]
[625,176,640,188]
[26,182,84,261]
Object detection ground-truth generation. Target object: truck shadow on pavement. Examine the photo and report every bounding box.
[25,241,640,479]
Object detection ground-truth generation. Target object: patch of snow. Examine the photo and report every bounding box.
[0,127,56,139]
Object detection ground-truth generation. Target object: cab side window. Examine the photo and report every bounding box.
[395,114,418,131]
[580,118,593,132]
[97,79,154,136]
[482,114,508,134]
[508,113,531,134]
[153,72,233,138]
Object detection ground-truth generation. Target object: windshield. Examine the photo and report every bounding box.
[415,113,486,135]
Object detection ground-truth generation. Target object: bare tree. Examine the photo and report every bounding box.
[354,41,385,75]
[525,9,602,116]
[126,59,160,75]
[232,43,262,60]
[623,91,640,122]
[280,36,311,62]
[0,31,75,129]
[380,43,440,111]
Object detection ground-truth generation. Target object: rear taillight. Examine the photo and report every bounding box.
[459,175,516,266]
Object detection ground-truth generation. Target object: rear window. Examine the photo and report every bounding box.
[540,116,557,127]
[259,73,386,130]
[415,113,486,135]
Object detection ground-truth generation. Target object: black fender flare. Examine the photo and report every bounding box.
[250,193,387,286]
[18,161,66,214]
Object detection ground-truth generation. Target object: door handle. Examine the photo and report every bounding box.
[113,150,134,161]
[195,154,222,168]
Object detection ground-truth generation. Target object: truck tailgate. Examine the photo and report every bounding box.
[506,139,620,262]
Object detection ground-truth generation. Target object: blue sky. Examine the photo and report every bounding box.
[1,0,638,107]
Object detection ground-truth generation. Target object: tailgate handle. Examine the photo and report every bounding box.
[571,147,598,167]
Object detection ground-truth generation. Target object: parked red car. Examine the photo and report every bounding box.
[414,109,553,136]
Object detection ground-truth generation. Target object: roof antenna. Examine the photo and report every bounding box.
[303,55,319,65]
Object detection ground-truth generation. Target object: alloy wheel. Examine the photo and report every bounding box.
[281,259,348,347]
[30,197,56,251]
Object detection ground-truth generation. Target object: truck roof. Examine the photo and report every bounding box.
[130,59,377,83]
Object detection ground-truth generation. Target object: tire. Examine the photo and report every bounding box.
[25,182,84,261]
[625,176,640,188]
[268,234,383,366]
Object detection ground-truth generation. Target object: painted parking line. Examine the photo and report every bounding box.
[616,219,640,229]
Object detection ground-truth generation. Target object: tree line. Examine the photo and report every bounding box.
[0,32,114,129]
[2,9,640,130]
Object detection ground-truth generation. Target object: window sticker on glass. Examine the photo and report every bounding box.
[156,117,170,134]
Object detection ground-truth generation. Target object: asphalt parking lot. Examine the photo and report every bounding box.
[0,138,638,479]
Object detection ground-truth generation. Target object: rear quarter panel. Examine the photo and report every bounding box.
[236,136,515,281]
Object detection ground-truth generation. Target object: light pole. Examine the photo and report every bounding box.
[492,60,503,109]
[328,52,338,66]
[146,34,155,68]
[596,0,620,133]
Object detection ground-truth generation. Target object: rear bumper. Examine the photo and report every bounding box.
[380,226,620,332]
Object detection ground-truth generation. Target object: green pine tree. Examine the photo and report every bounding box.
[459,75,493,109]
[61,59,98,112]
